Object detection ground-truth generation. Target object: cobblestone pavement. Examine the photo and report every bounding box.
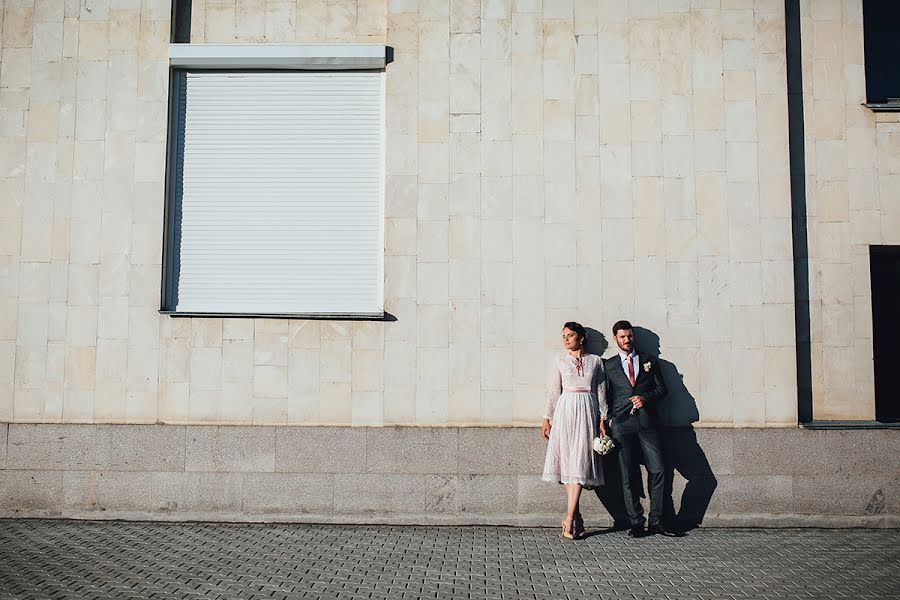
[0,521,898,600]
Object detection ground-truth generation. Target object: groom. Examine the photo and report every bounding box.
[604,320,675,537]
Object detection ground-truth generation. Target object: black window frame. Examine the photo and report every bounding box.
[863,0,900,111]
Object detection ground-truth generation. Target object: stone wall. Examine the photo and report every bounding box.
[1,423,897,526]
[1,0,171,422]
[799,0,900,420]
[1,0,804,427]
[190,0,387,43]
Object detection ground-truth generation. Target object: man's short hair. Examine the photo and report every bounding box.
[612,320,633,335]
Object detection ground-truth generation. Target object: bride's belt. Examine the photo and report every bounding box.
[563,387,591,392]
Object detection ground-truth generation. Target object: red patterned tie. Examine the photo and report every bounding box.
[627,356,635,387]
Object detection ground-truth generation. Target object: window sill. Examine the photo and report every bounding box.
[159,310,394,321]
[801,420,900,430]
[864,101,900,112]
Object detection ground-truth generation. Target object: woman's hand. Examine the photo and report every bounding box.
[598,420,607,438]
[541,419,551,440]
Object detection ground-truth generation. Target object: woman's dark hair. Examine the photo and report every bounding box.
[612,320,633,335]
[563,321,587,343]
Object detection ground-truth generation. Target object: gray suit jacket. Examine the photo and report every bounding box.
[603,353,667,423]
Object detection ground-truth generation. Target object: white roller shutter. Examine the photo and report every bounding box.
[168,70,384,316]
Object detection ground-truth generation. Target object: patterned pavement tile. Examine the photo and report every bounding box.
[0,521,897,599]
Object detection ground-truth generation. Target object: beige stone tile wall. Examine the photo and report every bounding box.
[1,0,171,424]
[800,0,897,420]
[1,0,797,427]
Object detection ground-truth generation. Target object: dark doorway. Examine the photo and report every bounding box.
[870,246,900,423]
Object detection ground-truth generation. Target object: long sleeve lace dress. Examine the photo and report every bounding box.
[541,353,608,488]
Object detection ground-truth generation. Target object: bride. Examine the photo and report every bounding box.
[540,321,608,540]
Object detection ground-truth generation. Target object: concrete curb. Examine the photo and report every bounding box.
[2,509,899,528]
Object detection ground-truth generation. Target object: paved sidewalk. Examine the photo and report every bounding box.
[0,520,897,599]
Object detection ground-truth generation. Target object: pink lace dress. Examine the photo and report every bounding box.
[541,353,608,488]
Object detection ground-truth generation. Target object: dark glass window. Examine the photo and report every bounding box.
[863,0,900,104]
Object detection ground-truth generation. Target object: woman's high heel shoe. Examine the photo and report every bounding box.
[573,513,586,539]
[561,517,575,540]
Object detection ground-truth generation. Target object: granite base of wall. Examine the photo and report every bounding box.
[1,424,898,528]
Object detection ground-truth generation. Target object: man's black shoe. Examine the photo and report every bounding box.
[627,525,645,538]
[647,524,684,537]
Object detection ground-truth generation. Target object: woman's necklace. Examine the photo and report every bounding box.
[570,351,584,376]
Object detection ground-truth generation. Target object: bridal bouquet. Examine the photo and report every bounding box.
[592,435,615,456]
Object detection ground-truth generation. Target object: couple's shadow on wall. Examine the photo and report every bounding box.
[583,327,717,532]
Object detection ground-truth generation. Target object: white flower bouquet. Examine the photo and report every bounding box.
[592,434,615,456]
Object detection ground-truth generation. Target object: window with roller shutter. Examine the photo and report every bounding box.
[161,45,386,317]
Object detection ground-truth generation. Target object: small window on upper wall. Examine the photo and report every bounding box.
[863,0,900,110]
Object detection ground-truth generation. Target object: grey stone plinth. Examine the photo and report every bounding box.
[242,473,333,513]
[517,475,562,514]
[731,428,886,477]
[275,427,365,473]
[7,424,101,470]
[6,425,187,472]
[334,474,426,513]
[425,474,459,513]
[423,474,520,515]
[686,429,734,475]
[96,426,187,471]
[62,471,99,510]
[1,424,899,527]
[458,474,518,514]
[458,428,544,475]
[62,471,246,513]
[365,427,458,474]
[0,424,6,467]
[0,470,63,512]
[153,472,245,513]
[792,474,899,516]
[93,471,161,512]
[715,474,795,514]
[186,426,276,473]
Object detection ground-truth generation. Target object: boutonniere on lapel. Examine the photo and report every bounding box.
[643,361,652,373]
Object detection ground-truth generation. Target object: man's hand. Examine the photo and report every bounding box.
[598,420,607,437]
[629,395,645,410]
[541,419,551,440]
